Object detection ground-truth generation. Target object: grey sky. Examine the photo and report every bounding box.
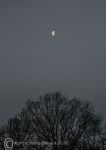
[0,0,106,124]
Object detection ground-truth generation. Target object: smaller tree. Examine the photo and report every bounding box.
[0,125,7,150]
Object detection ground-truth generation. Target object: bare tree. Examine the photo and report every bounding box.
[24,92,104,150]
[0,125,7,150]
[0,92,104,150]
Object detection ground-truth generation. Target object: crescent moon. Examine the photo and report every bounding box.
[52,31,55,36]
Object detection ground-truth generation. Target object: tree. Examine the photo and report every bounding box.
[0,125,7,150]
[0,92,105,150]
[23,92,104,150]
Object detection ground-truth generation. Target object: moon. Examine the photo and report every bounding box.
[52,31,55,36]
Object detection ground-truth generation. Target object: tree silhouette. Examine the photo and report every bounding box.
[0,92,105,150]
[0,125,7,150]
[20,92,104,150]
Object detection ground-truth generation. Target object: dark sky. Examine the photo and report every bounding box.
[0,0,106,124]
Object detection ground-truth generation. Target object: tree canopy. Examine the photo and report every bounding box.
[0,92,105,150]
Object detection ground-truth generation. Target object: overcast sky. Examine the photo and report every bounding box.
[0,0,106,124]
